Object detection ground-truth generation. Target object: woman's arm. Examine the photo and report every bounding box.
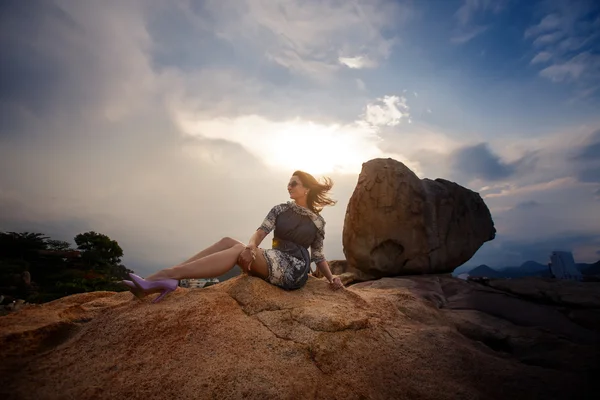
[316,260,334,282]
[247,229,267,249]
[238,229,268,271]
[316,260,344,289]
[240,204,282,269]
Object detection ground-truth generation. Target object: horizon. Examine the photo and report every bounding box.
[1,0,599,276]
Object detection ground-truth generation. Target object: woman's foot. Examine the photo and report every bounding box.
[128,273,179,304]
[121,280,160,299]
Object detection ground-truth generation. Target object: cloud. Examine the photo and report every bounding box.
[570,129,600,183]
[450,143,536,182]
[190,0,412,77]
[468,180,600,267]
[172,93,414,175]
[539,52,600,82]
[533,32,565,46]
[572,129,600,161]
[0,0,387,276]
[530,51,553,64]
[356,79,366,91]
[0,0,155,126]
[1,0,599,277]
[362,95,410,127]
[339,56,378,69]
[525,1,600,92]
[451,0,508,44]
[483,177,577,199]
[577,167,600,183]
[524,13,562,38]
[514,200,541,209]
[450,25,489,44]
[455,0,507,26]
[492,233,600,266]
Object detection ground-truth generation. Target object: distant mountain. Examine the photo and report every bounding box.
[520,261,548,271]
[468,265,506,279]
[577,260,600,276]
[454,259,600,279]
[499,261,551,278]
[452,264,475,275]
[455,260,552,279]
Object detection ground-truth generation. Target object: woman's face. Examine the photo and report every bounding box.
[287,175,307,200]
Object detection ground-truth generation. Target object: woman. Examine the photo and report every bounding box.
[123,170,344,303]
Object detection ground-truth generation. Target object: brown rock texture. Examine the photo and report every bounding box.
[1,275,599,400]
[343,158,495,278]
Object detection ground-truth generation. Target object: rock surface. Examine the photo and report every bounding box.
[343,158,495,278]
[1,275,598,400]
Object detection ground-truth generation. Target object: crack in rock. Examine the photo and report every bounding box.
[254,312,306,347]
[251,308,328,375]
[227,293,371,375]
[290,314,369,333]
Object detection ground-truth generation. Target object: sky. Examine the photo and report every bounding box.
[1,0,599,276]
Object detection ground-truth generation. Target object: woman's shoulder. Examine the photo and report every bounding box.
[268,202,291,214]
[313,213,326,232]
[286,202,326,231]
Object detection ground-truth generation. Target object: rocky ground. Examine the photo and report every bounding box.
[1,274,598,400]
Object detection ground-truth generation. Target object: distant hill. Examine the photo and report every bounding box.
[456,261,551,279]
[455,259,600,279]
[577,260,600,276]
[468,265,506,278]
[499,261,551,278]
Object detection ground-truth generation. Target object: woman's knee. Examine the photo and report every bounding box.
[234,244,251,272]
[219,236,241,247]
[232,243,246,252]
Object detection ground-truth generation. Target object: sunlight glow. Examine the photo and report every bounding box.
[264,121,384,174]
[175,114,393,174]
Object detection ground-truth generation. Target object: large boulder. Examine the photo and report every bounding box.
[343,158,495,278]
[1,275,599,399]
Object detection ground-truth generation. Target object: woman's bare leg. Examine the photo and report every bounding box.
[146,244,246,281]
[172,237,244,268]
[246,249,269,280]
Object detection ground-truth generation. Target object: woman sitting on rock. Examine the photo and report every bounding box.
[123,170,345,303]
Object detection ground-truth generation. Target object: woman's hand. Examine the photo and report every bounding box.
[237,247,256,272]
[329,276,344,290]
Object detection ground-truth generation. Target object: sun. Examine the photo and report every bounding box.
[264,120,382,175]
[175,112,388,175]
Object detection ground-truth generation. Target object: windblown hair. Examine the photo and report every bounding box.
[293,170,337,214]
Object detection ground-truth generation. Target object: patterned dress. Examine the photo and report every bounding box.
[258,201,326,290]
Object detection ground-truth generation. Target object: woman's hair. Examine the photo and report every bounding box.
[293,170,337,213]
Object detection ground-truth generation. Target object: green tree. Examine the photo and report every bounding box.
[46,239,73,252]
[74,231,130,280]
[75,231,123,265]
[1,230,132,303]
[0,232,49,260]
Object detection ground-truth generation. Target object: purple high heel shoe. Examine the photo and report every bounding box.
[121,280,161,299]
[121,280,143,299]
[128,273,179,304]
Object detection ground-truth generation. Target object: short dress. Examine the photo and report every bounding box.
[258,201,326,290]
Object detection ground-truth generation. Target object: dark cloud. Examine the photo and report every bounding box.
[470,233,600,267]
[0,214,92,248]
[0,1,83,117]
[578,166,600,183]
[572,129,600,162]
[450,143,536,182]
[514,200,541,209]
[570,129,600,183]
